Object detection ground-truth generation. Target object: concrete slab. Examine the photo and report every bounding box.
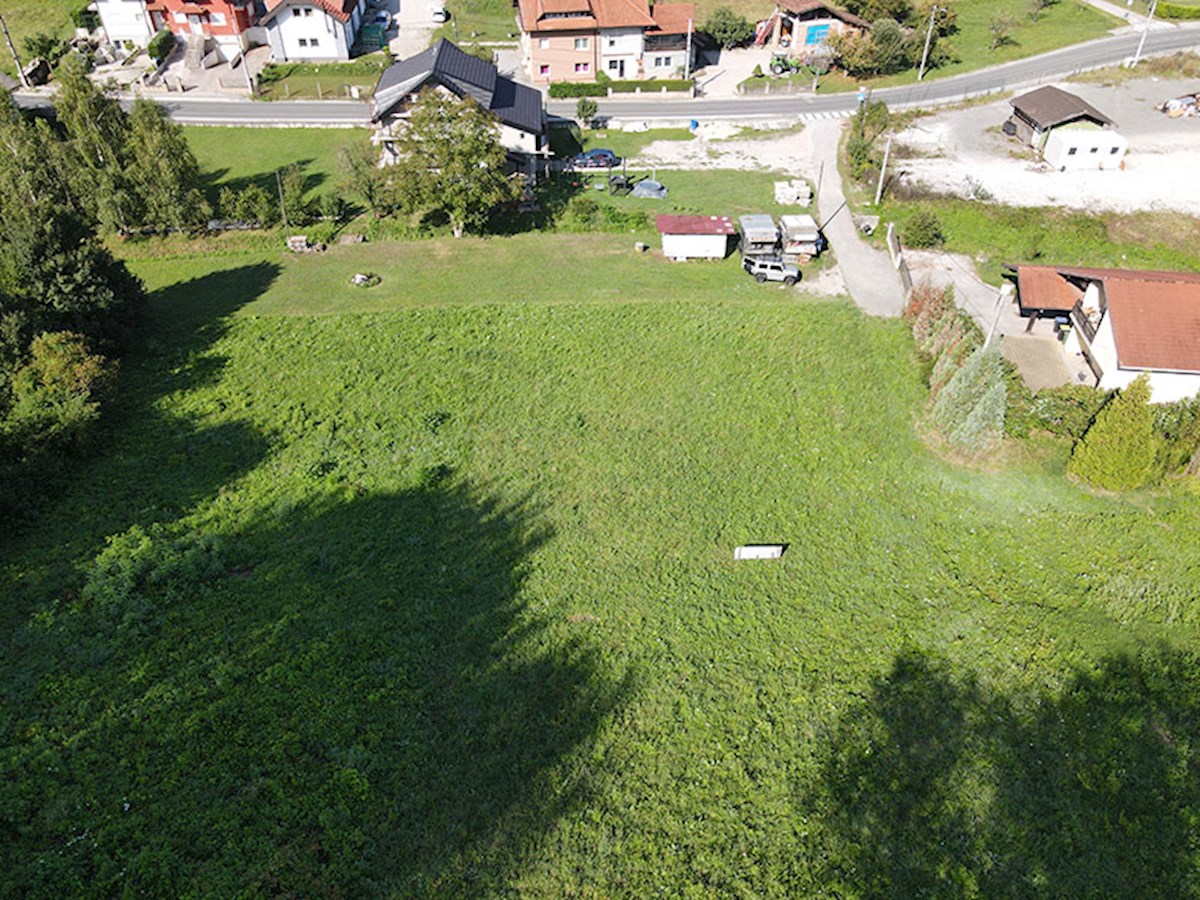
[1003,335,1074,392]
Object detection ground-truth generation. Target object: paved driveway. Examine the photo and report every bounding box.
[388,0,436,59]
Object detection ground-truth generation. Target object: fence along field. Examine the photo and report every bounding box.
[2,242,1200,894]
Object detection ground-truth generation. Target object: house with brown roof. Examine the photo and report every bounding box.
[1005,86,1127,170]
[755,0,867,54]
[1008,264,1200,403]
[517,0,695,84]
[260,0,369,60]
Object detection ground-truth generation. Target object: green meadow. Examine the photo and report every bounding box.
[2,227,1199,894]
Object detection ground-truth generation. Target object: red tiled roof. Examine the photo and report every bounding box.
[647,2,694,34]
[1012,264,1200,372]
[265,0,360,22]
[656,215,736,235]
[1106,278,1200,372]
[593,0,655,28]
[518,0,654,31]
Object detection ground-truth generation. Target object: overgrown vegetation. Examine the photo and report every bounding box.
[1068,374,1161,490]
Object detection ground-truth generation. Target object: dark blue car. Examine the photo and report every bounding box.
[572,148,622,169]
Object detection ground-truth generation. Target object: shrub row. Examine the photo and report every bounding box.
[548,79,692,97]
[1159,2,1200,18]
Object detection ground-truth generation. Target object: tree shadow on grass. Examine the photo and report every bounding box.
[198,159,325,207]
[804,647,1200,897]
[0,483,628,896]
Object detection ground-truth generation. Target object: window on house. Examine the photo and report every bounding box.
[1089,146,1098,153]
[538,37,549,48]
[608,38,617,47]
[310,37,319,46]
[303,7,313,15]
[574,37,588,49]
[575,62,589,72]
[1110,147,1119,154]
[210,12,226,25]
[655,55,670,66]
[608,59,619,70]
[539,64,550,75]
[299,37,308,46]
[1067,147,1077,155]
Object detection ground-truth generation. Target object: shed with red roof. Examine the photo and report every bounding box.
[656,215,736,260]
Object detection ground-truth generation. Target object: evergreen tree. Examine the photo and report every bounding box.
[1068,374,1161,490]
[391,90,522,238]
[932,341,1002,436]
[127,99,211,233]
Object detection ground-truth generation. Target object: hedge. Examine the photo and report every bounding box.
[548,79,693,97]
[1158,2,1200,18]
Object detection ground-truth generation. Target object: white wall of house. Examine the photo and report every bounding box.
[1044,126,1128,171]
[498,122,542,155]
[96,0,155,45]
[1084,312,1200,403]
[599,27,642,78]
[661,232,729,259]
[268,2,364,60]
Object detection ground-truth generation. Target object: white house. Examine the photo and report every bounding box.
[260,0,368,61]
[656,215,736,260]
[1012,264,1200,403]
[94,0,156,45]
[1042,125,1129,172]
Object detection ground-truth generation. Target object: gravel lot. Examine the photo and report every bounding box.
[892,78,1200,215]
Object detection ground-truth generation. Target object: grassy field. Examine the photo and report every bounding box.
[255,56,391,101]
[2,227,1200,895]
[183,125,363,201]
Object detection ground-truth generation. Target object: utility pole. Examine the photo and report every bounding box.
[917,5,943,81]
[0,13,29,88]
[1131,0,1158,67]
[874,134,892,206]
[684,18,694,80]
[275,169,292,243]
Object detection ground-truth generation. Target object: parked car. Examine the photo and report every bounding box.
[572,148,621,169]
[374,9,392,28]
[430,5,449,22]
[630,179,667,199]
[743,255,799,285]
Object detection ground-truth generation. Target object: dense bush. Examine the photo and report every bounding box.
[1004,380,1110,440]
[218,183,277,226]
[147,29,175,64]
[1153,393,1200,475]
[904,282,981,395]
[903,208,944,248]
[931,342,1006,453]
[557,194,651,232]
[1158,1,1200,18]
[703,6,755,48]
[549,79,692,97]
[1068,374,1160,490]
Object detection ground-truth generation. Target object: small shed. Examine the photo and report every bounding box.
[1007,86,1115,149]
[1043,125,1128,171]
[739,214,780,257]
[779,214,821,261]
[656,215,736,260]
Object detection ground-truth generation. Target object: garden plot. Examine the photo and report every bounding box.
[892,79,1200,216]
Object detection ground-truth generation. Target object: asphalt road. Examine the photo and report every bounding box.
[11,26,1199,125]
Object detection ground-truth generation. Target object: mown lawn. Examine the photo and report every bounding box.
[0,0,78,78]
[183,125,363,201]
[2,231,1200,895]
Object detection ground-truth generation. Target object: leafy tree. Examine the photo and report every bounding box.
[846,0,913,22]
[339,140,393,217]
[22,33,69,64]
[575,97,598,125]
[916,1,959,35]
[53,54,137,232]
[1068,374,1161,490]
[988,14,1017,49]
[218,184,276,227]
[390,90,522,238]
[831,21,917,76]
[703,6,755,49]
[278,163,310,226]
[147,29,176,64]
[127,100,211,233]
[1,331,113,460]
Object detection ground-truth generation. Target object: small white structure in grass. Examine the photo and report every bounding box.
[734,544,786,559]
[655,215,737,261]
[1043,125,1128,171]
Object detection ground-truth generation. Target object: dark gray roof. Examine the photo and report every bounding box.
[372,39,544,135]
[1010,86,1114,130]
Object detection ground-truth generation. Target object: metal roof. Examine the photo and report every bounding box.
[656,215,736,235]
[1010,86,1115,130]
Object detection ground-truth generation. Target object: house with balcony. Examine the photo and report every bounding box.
[94,0,157,45]
[144,0,258,59]
[1009,264,1200,403]
[516,0,695,85]
[259,0,369,61]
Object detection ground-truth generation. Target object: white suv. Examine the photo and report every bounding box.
[743,256,799,286]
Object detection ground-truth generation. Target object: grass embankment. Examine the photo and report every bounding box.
[1071,50,1200,84]
[3,222,1200,894]
[878,201,1200,281]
